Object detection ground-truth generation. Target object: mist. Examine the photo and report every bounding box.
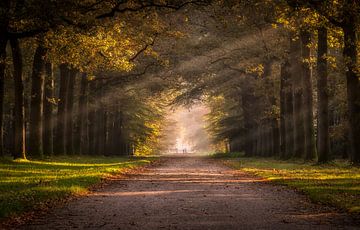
[161,104,212,155]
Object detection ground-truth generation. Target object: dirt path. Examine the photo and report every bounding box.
[20,156,358,230]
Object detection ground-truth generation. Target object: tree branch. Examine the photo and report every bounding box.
[129,33,158,62]
[96,0,209,19]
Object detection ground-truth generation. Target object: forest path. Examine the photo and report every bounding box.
[21,155,358,230]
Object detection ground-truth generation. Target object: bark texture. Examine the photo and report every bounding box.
[290,37,305,158]
[317,27,330,163]
[300,31,316,160]
[28,44,47,158]
[54,64,69,155]
[43,62,54,155]
[10,39,26,159]
[342,18,360,164]
[65,68,76,154]
[77,73,88,154]
[0,33,6,156]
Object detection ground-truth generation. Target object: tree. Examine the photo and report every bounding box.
[77,73,89,154]
[317,26,330,163]
[0,35,6,157]
[43,62,54,155]
[54,64,69,155]
[286,0,360,163]
[289,35,305,158]
[10,39,26,159]
[28,42,47,158]
[65,68,76,154]
[300,30,316,160]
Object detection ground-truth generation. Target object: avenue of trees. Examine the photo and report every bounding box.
[0,0,195,159]
[170,0,360,164]
[0,0,359,164]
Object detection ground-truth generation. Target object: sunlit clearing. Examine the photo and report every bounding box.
[160,104,212,155]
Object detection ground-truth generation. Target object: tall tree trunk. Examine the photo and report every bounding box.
[300,30,316,160]
[283,60,294,159]
[103,109,108,154]
[241,79,257,157]
[118,110,125,155]
[106,111,114,155]
[112,107,122,155]
[342,19,360,164]
[96,106,105,155]
[88,80,97,155]
[317,27,330,163]
[0,34,6,156]
[271,119,280,156]
[54,64,69,155]
[255,126,261,156]
[10,39,26,159]
[77,73,88,154]
[280,63,287,158]
[260,124,266,156]
[8,108,15,155]
[0,0,10,157]
[65,68,76,154]
[43,62,54,155]
[263,61,280,156]
[268,122,274,157]
[290,36,305,158]
[28,43,46,158]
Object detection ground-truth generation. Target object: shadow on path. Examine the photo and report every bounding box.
[19,156,359,230]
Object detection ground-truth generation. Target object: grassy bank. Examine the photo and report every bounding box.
[0,155,155,219]
[213,152,360,213]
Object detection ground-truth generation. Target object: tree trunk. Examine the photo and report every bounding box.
[271,119,280,156]
[283,60,294,159]
[280,63,287,158]
[77,73,88,154]
[103,109,108,155]
[54,64,69,155]
[263,60,280,157]
[113,108,123,155]
[10,39,26,159]
[106,111,114,155]
[96,106,105,155]
[0,34,6,156]
[43,62,54,155]
[88,80,97,155]
[65,68,76,154]
[290,36,305,158]
[117,110,125,155]
[261,125,267,156]
[300,30,316,160]
[0,0,10,157]
[255,126,261,156]
[342,19,360,164]
[241,80,257,157]
[8,108,15,155]
[28,44,46,158]
[317,27,330,163]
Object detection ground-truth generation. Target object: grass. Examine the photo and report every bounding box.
[213,152,360,213]
[0,155,156,219]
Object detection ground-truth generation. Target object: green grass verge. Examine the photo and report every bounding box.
[214,153,360,213]
[0,155,156,219]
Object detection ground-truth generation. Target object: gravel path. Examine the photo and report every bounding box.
[19,156,359,230]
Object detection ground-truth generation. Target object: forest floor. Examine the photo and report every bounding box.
[12,155,360,230]
[0,156,155,224]
[214,152,360,213]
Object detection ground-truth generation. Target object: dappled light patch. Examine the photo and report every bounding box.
[0,156,154,219]
[223,157,360,213]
